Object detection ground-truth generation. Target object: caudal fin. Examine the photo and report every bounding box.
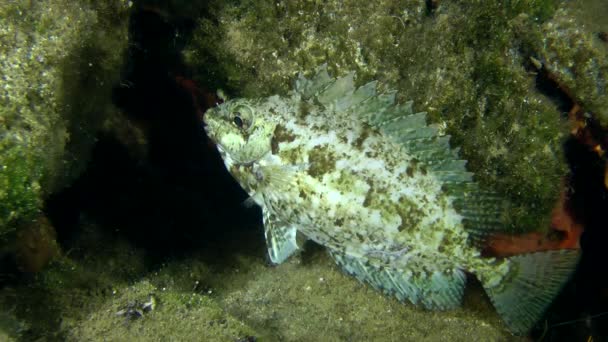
[482,249,580,335]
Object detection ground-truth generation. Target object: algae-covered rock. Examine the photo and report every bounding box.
[0,0,131,237]
[514,6,608,127]
[0,311,27,342]
[185,0,591,233]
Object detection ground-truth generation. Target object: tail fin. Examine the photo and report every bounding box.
[481,249,580,335]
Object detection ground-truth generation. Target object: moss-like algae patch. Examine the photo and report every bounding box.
[514,7,608,127]
[0,0,131,238]
[183,0,608,233]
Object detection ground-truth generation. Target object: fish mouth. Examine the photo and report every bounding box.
[202,124,217,146]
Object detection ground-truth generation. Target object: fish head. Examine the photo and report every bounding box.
[204,98,278,166]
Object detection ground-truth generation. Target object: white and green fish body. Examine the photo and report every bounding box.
[203,66,579,335]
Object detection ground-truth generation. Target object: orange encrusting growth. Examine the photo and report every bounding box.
[484,189,582,258]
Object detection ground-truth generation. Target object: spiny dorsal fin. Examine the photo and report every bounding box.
[294,64,332,100]
[297,67,507,241]
[317,72,355,107]
[444,182,506,246]
[300,67,468,178]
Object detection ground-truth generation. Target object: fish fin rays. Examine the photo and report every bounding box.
[370,100,474,187]
[444,182,508,247]
[299,67,475,186]
[329,249,465,310]
[263,210,299,264]
[294,64,333,100]
[254,163,304,205]
[296,66,509,245]
[256,162,308,264]
[295,65,376,111]
[316,72,356,108]
[481,249,580,335]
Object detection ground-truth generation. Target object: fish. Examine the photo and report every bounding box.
[203,65,580,335]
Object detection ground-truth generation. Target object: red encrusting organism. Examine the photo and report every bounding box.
[484,189,583,258]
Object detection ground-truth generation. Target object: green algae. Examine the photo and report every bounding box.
[0,148,44,236]
[0,311,27,342]
[514,6,608,127]
[184,0,595,233]
[0,0,131,238]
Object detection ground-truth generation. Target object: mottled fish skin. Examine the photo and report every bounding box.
[203,68,579,335]
[208,94,492,274]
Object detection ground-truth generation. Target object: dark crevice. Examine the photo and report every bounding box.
[45,5,262,269]
[530,137,608,340]
[425,0,439,16]
[524,57,574,115]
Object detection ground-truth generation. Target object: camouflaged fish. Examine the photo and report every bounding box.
[203,65,579,334]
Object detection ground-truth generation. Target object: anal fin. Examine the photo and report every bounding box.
[263,210,299,264]
[329,249,465,310]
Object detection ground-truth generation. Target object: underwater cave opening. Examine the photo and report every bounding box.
[43,4,264,270]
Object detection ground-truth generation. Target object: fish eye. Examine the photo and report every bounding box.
[233,113,244,128]
[229,104,254,131]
